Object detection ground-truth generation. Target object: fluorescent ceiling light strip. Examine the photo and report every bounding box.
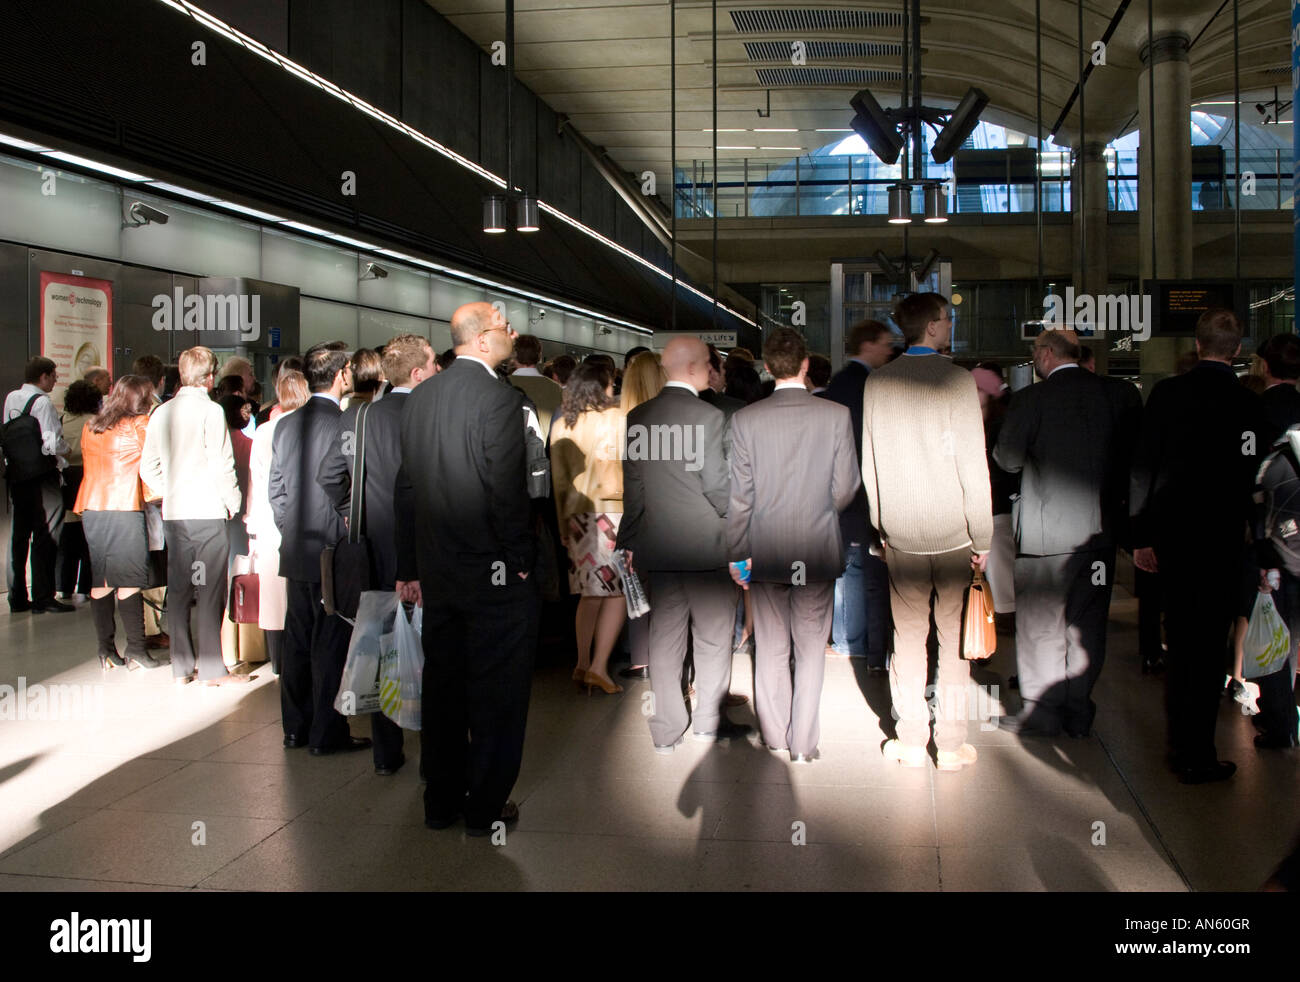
[0,133,52,151]
[147,181,218,201]
[754,128,797,132]
[211,199,285,221]
[161,0,741,322]
[41,151,151,182]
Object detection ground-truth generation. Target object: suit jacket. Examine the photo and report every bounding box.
[269,395,346,582]
[614,386,729,571]
[727,386,860,583]
[1261,382,1300,447]
[394,358,536,591]
[993,367,1141,556]
[817,359,872,545]
[316,390,407,589]
[1131,361,1268,558]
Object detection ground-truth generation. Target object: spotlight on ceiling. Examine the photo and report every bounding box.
[849,89,903,165]
[516,195,540,232]
[123,201,169,227]
[482,194,507,234]
[924,183,948,223]
[887,184,912,224]
[931,87,989,164]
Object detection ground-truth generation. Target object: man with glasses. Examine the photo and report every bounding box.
[994,329,1141,738]
[861,293,992,771]
[396,302,540,836]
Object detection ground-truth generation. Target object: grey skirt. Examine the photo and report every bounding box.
[82,510,150,588]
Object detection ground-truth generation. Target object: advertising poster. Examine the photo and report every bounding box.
[40,271,113,407]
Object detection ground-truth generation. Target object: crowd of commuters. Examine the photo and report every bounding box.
[3,294,1297,844]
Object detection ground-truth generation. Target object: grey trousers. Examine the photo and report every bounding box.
[164,518,230,681]
[646,569,737,746]
[750,580,834,756]
[886,547,970,752]
[1013,548,1114,734]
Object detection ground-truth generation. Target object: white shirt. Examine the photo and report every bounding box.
[774,380,805,391]
[312,392,341,407]
[664,380,699,395]
[513,365,543,378]
[3,383,68,468]
[390,386,412,395]
[457,354,499,379]
[1048,363,1081,378]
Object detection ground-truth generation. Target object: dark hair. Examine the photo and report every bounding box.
[63,379,102,416]
[350,347,383,395]
[162,365,180,399]
[623,345,650,367]
[274,356,305,382]
[89,375,153,434]
[707,344,723,373]
[583,353,617,376]
[560,360,615,428]
[894,292,949,346]
[1078,345,1095,367]
[212,375,245,400]
[724,357,763,404]
[514,334,544,367]
[218,394,251,430]
[847,319,893,355]
[1258,333,1300,382]
[1195,307,1243,360]
[549,354,576,384]
[807,353,832,389]
[24,357,56,384]
[437,348,457,371]
[763,327,808,381]
[305,341,350,393]
[131,354,165,386]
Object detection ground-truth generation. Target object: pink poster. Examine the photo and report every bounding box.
[40,271,113,407]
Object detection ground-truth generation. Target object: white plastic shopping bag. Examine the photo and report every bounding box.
[380,604,423,730]
[1243,591,1291,680]
[334,590,397,715]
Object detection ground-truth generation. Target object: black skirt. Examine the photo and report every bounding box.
[82,510,150,588]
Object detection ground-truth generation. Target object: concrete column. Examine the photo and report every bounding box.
[1071,139,1110,375]
[1137,30,1195,387]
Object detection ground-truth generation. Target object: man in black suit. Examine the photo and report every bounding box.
[1132,308,1268,784]
[993,329,1141,737]
[818,319,896,668]
[395,302,539,836]
[270,342,372,755]
[318,334,437,775]
[616,336,743,752]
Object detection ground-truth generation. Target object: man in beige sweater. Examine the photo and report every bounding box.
[861,293,993,770]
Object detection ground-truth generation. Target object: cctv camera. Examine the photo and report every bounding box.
[360,262,389,281]
[126,201,169,225]
[537,308,546,319]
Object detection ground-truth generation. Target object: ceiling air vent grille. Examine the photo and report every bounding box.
[731,9,906,33]
[743,40,902,61]
[755,66,903,86]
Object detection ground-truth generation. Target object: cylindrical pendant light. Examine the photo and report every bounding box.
[516,195,539,232]
[483,194,507,233]
[887,183,912,224]
[924,182,948,223]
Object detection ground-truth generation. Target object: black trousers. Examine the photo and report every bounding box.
[422,576,540,830]
[164,519,229,681]
[57,521,92,596]
[1160,545,1238,769]
[283,577,353,751]
[9,475,63,606]
[1013,548,1114,734]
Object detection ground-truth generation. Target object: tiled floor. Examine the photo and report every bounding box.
[0,589,1296,891]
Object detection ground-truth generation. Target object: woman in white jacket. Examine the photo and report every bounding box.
[245,369,309,673]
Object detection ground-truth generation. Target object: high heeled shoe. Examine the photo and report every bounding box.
[584,671,623,695]
[572,665,590,688]
[99,650,126,671]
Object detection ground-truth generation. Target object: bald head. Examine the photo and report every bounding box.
[451,302,498,348]
[450,301,515,369]
[661,336,710,392]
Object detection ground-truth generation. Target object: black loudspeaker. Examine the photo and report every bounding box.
[850,89,904,165]
[932,87,990,164]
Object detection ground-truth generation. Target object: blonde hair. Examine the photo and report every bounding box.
[178,346,217,387]
[381,334,433,387]
[275,369,309,412]
[620,351,666,414]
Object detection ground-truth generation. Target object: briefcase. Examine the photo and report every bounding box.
[961,570,997,661]
[229,571,260,624]
[321,402,374,621]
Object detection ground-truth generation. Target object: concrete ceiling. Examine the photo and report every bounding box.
[424,0,1290,204]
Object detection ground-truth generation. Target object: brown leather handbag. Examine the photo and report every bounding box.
[962,569,997,661]
[228,554,260,625]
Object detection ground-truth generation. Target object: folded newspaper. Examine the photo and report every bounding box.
[613,549,650,619]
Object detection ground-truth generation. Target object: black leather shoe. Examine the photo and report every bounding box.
[8,599,31,613]
[465,801,519,837]
[425,810,461,830]
[618,665,650,680]
[283,735,306,749]
[375,755,406,776]
[1176,760,1237,784]
[310,736,373,756]
[1254,733,1298,750]
[33,599,75,614]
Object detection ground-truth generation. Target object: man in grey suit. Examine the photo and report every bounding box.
[994,328,1141,737]
[616,337,744,752]
[727,328,860,762]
